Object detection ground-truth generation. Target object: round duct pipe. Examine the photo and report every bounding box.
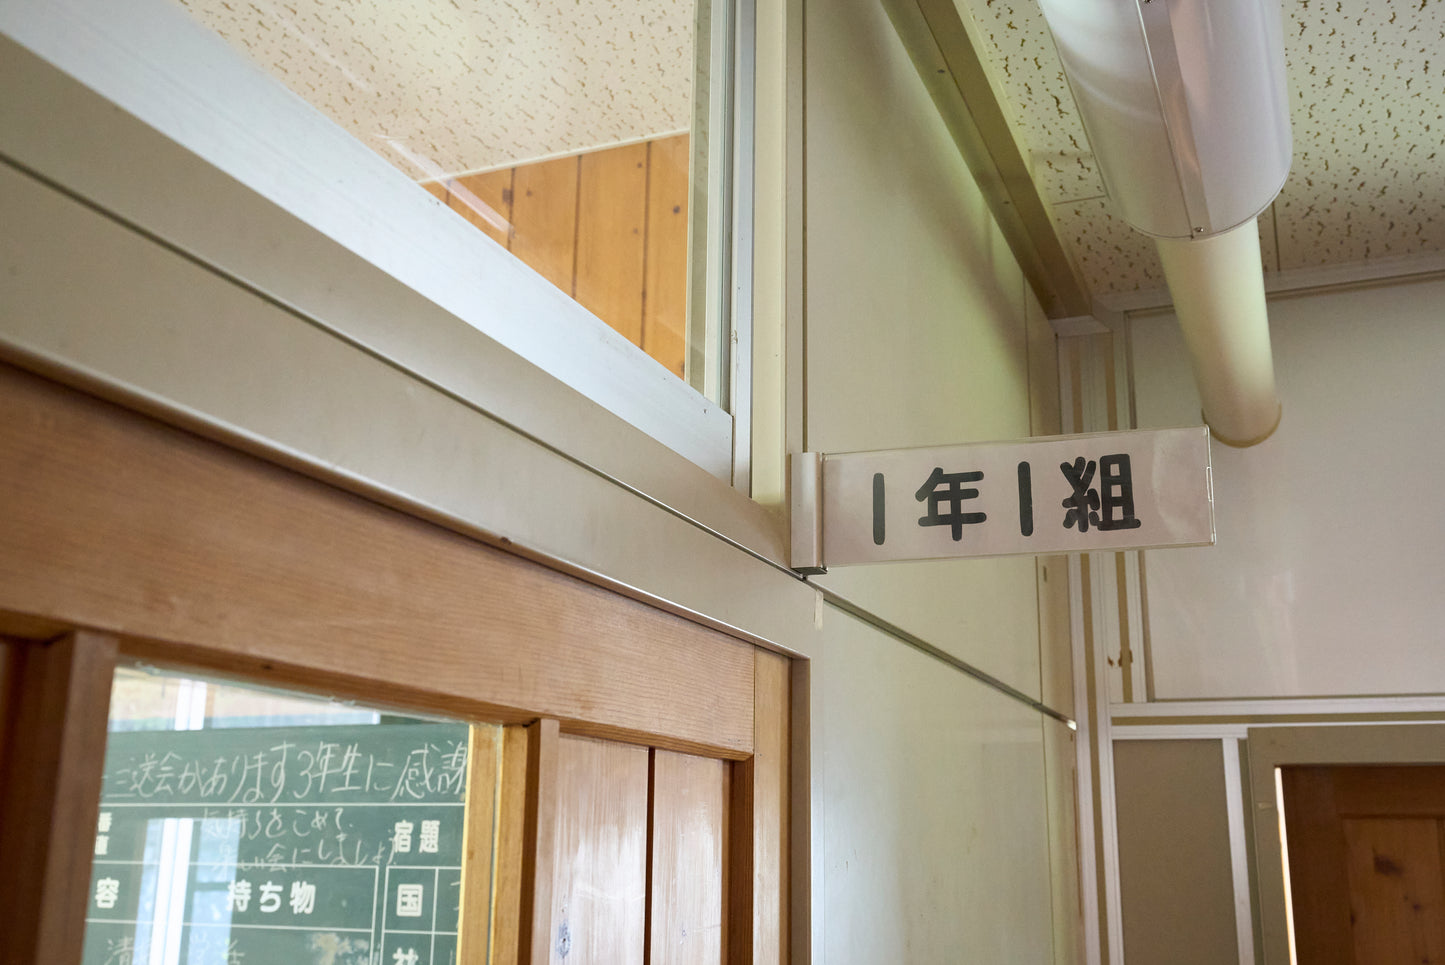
[1034,0,1291,239]
[1034,0,1291,445]
[1156,222,1280,447]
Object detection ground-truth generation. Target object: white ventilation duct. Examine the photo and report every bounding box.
[1035,0,1292,445]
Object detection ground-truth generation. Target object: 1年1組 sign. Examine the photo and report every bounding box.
[801,426,1214,567]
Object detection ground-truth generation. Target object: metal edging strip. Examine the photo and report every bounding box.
[816,587,1076,726]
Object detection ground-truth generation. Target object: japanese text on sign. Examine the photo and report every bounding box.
[817,427,1213,565]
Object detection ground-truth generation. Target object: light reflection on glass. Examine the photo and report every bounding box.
[1274,767,1299,965]
[85,669,475,965]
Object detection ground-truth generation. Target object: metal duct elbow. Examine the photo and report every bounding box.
[1035,0,1291,445]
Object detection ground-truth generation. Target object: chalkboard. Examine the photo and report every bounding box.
[82,721,473,965]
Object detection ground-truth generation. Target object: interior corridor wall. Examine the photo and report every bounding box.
[1129,276,1445,699]
[800,0,1077,959]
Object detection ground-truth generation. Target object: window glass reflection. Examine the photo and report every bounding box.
[83,668,486,965]
[170,0,720,397]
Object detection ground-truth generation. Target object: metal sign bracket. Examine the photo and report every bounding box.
[789,451,825,574]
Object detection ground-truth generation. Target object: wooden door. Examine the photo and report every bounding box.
[1281,765,1445,964]
[527,733,731,965]
[0,363,791,965]
[496,705,784,965]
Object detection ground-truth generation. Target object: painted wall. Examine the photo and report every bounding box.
[0,0,1078,960]
[801,0,1076,958]
[1102,277,1445,965]
[1113,740,1240,965]
[1131,277,1445,700]
[804,0,1054,703]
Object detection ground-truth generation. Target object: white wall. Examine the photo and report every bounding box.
[800,0,1072,957]
[817,614,1054,962]
[803,0,1048,702]
[1132,277,1445,699]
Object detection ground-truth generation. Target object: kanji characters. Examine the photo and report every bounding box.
[289,880,316,915]
[395,883,425,918]
[95,877,121,910]
[1060,454,1141,532]
[392,819,414,854]
[915,467,986,540]
[227,880,253,912]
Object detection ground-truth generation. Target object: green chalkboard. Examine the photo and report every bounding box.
[82,721,473,965]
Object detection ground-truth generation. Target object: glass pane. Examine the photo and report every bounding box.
[84,667,495,965]
[170,0,729,404]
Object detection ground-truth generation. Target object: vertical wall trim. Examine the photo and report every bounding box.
[1091,553,1126,965]
[1061,336,1104,965]
[1111,323,1149,707]
[1114,554,1133,703]
[1063,332,1130,964]
[1222,738,1257,965]
[1137,552,1157,702]
[730,0,757,494]
[1070,551,1105,965]
[1101,332,1134,704]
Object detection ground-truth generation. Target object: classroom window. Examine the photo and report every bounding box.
[83,668,491,965]
[169,0,743,409]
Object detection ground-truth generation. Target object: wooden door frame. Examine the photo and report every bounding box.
[1246,723,1445,965]
[0,362,791,964]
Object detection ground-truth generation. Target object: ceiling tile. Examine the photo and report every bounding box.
[176,0,695,176]
[959,0,1445,299]
[962,0,1104,203]
[1050,198,1163,295]
[1274,0,1445,270]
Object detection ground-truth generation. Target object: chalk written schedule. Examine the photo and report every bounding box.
[83,722,471,965]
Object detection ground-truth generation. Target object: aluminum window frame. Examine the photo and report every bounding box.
[1,0,755,487]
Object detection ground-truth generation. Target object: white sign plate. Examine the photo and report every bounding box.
[820,427,1214,565]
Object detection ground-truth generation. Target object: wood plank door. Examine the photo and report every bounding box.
[501,725,762,965]
[494,648,789,965]
[1280,765,1445,964]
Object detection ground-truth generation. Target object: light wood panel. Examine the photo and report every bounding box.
[1281,767,1356,964]
[510,156,580,294]
[1282,765,1445,965]
[458,724,503,962]
[0,631,117,965]
[0,363,755,757]
[449,169,515,248]
[521,719,561,965]
[651,750,729,965]
[1331,765,1445,815]
[643,134,691,378]
[575,142,649,346]
[1342,817,1445,963]
[731,649,791,965]
[546,734,650,964]
[426,138,691,377]
[492,724,533,965]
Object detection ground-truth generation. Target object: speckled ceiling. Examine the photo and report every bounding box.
[174,0,695,177]
[961,0,1445,298]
